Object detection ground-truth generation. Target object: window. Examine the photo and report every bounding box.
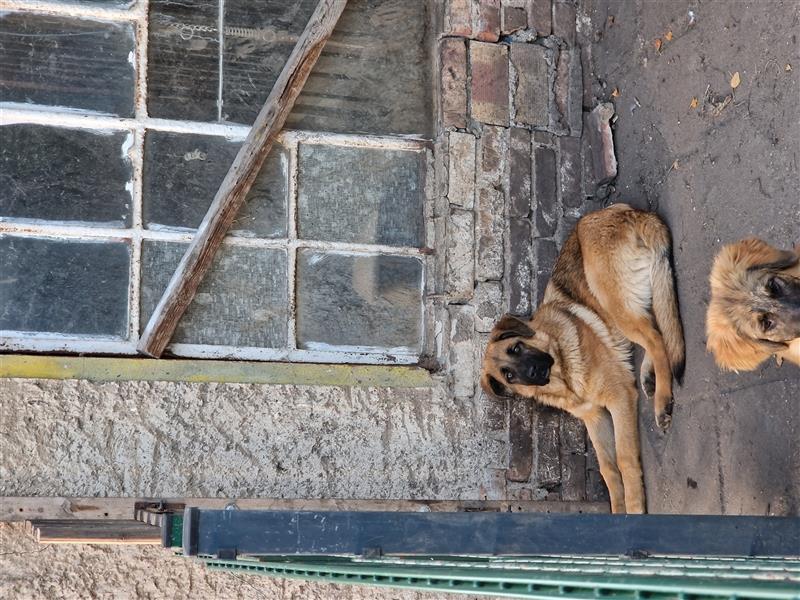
[0,0,433,365]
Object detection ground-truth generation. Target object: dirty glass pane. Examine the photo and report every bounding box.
[297,144,425,247]
[140,241,288,347]
[222,0,317,124]
[0,235,130,337]
[296,251,423,352]
[148,0,220,121]
[0,13,135,116]
[142,131,288,238]
[225,0,432,137]
[0,124,133,227]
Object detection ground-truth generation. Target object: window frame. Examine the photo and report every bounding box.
[0,0,436,367]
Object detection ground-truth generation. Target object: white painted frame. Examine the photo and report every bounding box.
[0,1,432,365]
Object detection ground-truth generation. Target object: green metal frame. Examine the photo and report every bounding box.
[200,554,800,599]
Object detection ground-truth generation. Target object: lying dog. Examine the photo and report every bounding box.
[706,238,800,371]
[480,204,685,514]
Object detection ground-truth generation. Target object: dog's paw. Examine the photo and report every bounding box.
[656,400,674,430]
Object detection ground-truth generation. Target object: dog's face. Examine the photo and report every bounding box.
[707,238,800,370]
[480,314,556,399]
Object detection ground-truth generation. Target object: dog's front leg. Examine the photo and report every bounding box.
[581,407,626,514]
[608,387,646,514]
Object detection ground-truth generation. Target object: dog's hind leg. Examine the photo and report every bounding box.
[607,387,646,514]
[580,407,626,514]
[640,354,656,401]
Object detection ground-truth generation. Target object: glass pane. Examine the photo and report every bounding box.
[222,0,317,124]
[0,235,130,337]
[0,124,133,227]
[140,240,288,347]
[298,144,425,247]
[224,0,433,137]
[147,0,220,121]
[142,131,288,238]
[0,13,135,116]
[296,250,423,352]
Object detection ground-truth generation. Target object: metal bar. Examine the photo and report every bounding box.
[182,510,800,558]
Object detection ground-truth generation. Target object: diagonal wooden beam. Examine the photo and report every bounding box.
[137,0,349,357]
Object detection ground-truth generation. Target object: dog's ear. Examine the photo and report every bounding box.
[706,309,771,372]
[736,238,799,272]
[490,314,533,342]
[480,373,514,400]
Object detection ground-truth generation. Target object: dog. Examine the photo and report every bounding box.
[480,204,685,514]
[706,238,800,371]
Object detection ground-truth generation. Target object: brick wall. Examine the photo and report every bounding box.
[431,0,612,503]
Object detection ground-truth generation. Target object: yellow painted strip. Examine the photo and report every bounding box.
[0,354,433,388]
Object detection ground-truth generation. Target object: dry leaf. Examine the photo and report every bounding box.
[665,30,674,41]
[611,87,621,98]
[654,38,663,52]
[730,71,741,89]
[689,96,699,109]
[786,64,793,72]
[671,159,680,171]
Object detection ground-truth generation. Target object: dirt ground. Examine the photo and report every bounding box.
[584,0,800,514]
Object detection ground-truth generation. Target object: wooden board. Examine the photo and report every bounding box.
[1,496,609,523]
[27,519,161,545]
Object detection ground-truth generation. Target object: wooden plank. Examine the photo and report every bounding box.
[28,519,160,545]
[137,0,349,358]
[0,354,432,388]
[1,497,609,522]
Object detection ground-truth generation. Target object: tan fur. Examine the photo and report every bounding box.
[706,238,800,371]
[480,204,685,514]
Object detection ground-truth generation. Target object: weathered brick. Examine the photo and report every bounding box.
[476,186,505,281]
[507,398,533,482]
[433,216,448,294]
[440,37,468,129]
[552,47,583,135]
[508,217,532,315]
[501,3,528,34]
[533,145,558,237]
[446,208,475,300]
[532,237,557,304]
[510,43,548,127]
[586,102,618,185]
[470,41,510,126]
[449,303,476,398]
[533,130,556,146]
[474,0,501,42]
[475,126,507,281]
[586,444,610,502]
[535,405,561,486]
[559,413,586,501]
[509,127,532,218]
[529,0,552,36]
[447,132,476,209]
[480,467,508,500]
[552,1,576,46]
[474,280,503,332]
[558,135,582,209]
[558,211,580,247]
[446,0,472,37]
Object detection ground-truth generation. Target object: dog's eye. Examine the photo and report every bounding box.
[504,370,515,382]
[766,278,783,297]
[510,343,521,354]
[761,314,775,332]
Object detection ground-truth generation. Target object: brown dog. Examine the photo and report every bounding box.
[480,204,685,514]
[706,238,800,371]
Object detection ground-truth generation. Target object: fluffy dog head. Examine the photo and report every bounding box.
[480,314,556,399]
[706,238,800,371]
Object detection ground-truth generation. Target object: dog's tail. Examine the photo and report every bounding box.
[648,227,686,383]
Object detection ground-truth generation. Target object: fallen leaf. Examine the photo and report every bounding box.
[671,159,680,171]
[611,87,621,98]
[689,96,699,109]
[730,71,741,89]
[654,38,663,52]
[786,63,793,72]
[665,30,674,41]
